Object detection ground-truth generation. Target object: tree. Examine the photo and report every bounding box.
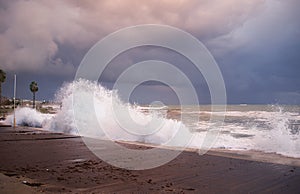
[0,69,6,106]
[30,81,38,109]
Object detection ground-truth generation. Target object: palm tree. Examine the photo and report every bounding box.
[30,81,38,109]
[0,69,6,106]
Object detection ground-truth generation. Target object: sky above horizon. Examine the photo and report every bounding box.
[0,0,299,104]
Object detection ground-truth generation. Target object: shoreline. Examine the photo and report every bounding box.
[3,124,299,166]
[1,126,300,193]
[119,140,300,167]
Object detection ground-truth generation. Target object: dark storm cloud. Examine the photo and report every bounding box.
[209,0,300,104]
[0,0,299,104]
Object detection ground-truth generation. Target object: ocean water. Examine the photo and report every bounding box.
[4,79,300,158]
[166,105,300,157]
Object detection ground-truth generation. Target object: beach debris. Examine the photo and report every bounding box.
[57,176,65,181]
[183,187,195,191]
[3,172,18,177]
[69,158,87,163]
[22,180,42,187]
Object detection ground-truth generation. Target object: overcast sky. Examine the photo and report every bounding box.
[0,0,299,104]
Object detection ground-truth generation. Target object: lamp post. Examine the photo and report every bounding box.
[13,74,16,129]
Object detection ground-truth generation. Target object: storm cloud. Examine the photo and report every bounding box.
[0,0,299,104]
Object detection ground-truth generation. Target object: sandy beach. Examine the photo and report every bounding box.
[0,126,300,193]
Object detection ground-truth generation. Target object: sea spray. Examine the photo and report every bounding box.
[4,80,300,158]
[255,107,300,157]
[6,79,188,146]
[5,107,53,128]
[57,79,186,144]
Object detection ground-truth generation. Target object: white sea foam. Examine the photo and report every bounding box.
[5,79,300,158]
[5,107,54,128]
[6,80,188,146]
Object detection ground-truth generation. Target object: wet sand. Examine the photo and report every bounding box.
[0,126,300,193]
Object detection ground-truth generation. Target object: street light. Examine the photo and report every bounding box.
[13,74,16,129]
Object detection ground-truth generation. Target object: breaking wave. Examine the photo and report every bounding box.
[6,79,188,146]
[5,79,300,158]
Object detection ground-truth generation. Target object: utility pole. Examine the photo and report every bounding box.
[13,74,16,129]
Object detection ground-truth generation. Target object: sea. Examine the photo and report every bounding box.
[4,79,300,158]
[166,104,300,158]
